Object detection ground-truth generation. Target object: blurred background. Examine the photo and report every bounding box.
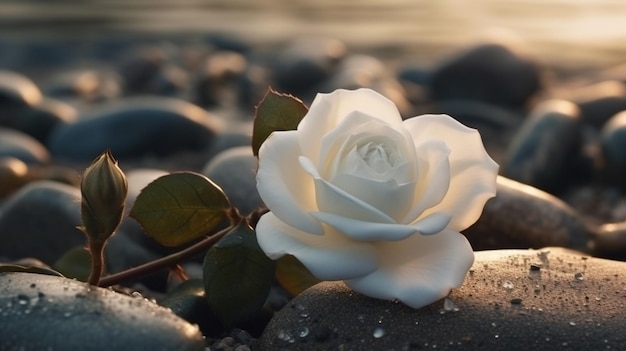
[1,0,626,72]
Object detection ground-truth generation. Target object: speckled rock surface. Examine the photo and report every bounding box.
[0,272,206,351]
[259,248,626,351]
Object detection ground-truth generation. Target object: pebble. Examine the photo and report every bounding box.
[0,97,78,143]
[464,176,590,251]
[0,69,42,107]
[271,37,346,98]
[503,99,584,194]
[428,42,543,108]
[202,146,263,215]
[561,80,626,128]
[47,96,222,162]
[0,181,85,264]
[259,248,626,351]
[0,127,50,164]
[600,110,626,187]
[0,272,206,351]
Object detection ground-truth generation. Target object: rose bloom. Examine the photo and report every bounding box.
[255,88,498,308]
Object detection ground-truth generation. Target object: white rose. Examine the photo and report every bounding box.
[255,88,498,308]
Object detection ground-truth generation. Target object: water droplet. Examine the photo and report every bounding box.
[502,280,514,290]
[131,291,143,298]
[17,295,30,306]
[569,321,577,326]
[574,272,584,281]
[372,327,385,338]
[277,330,293,342]
[443,297,459,312]
[298,327,309,338]
[494,334,499,339]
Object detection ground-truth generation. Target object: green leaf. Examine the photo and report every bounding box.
[130,172,231,247]
[275,254,321,297]
[203,221,275,328]
[252,87,308,156]
[0,263,64,277]
[53,246,92,282]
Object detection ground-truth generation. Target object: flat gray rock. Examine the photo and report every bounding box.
[260,248,626,351]
[0,272,206,350]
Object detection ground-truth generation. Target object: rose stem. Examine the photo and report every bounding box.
[97,225,233,287]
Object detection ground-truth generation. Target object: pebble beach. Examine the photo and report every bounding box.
[2,1,626,350]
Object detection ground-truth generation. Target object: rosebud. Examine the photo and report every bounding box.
[80,150,128,244]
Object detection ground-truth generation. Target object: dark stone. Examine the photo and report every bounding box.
[561,80,626,128]
[272,38,346,98]
[260,248,626,351]
[503,99,585,194]
[194,51,248,108]
[428,43,543,108]
[464,176,591,251]
[0,272,206,351]
[0,127,50,164]
[41,69,122,102]
[118,46,168,94]
[202,146,263,215]
[322,54,412,116]
[48,97,222,162]
[0,157,29,198]
[0,97,77,144]
[600,111,626,187]
[0,70,42,107]
[0,181,85,264]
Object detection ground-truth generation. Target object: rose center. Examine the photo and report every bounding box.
[356,141,398,174]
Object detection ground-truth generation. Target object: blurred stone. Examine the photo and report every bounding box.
[272,38,346,98]
[0,157,28,198]
[48,97,222,162]
[0,181,84,264]
[260,248,626,351]
[0,272,206,351]
[323,54,412,116]
[428,43,543,108]
[561,80,626,128]
[464,176,590,251]
[119,46,168,94]
[0,70,42,107]
[194,50,248,108]
[0,97,77,144]
[503,99,584,194]
[202,146,263,215]
[41,69,122,102]
[600,110,626,187]
[0,127,50,164]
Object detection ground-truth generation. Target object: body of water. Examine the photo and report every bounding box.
[1,0,626,71]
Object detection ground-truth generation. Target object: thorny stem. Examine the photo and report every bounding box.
[98,208,243,287]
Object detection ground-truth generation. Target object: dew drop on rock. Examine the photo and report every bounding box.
[17,295,30,305]
[569,321,577,326]
[298,327,309,338]
[372,327,385,338]
[574,272,584,281]
[502,280,514,289]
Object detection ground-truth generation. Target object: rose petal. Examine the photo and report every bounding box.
[401,140,451,224]
[299,156,396,224]
[331,172,416,222]
[317,111,415,183]
[256,212,378,280]
[312,211,451,241]
[344,229,474,309]
[298,89,404,166]
[257,131,323,234]
[404,114,498,231]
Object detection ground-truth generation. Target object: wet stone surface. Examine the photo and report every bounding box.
[0,272,206,351]
[260,248,626,351]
